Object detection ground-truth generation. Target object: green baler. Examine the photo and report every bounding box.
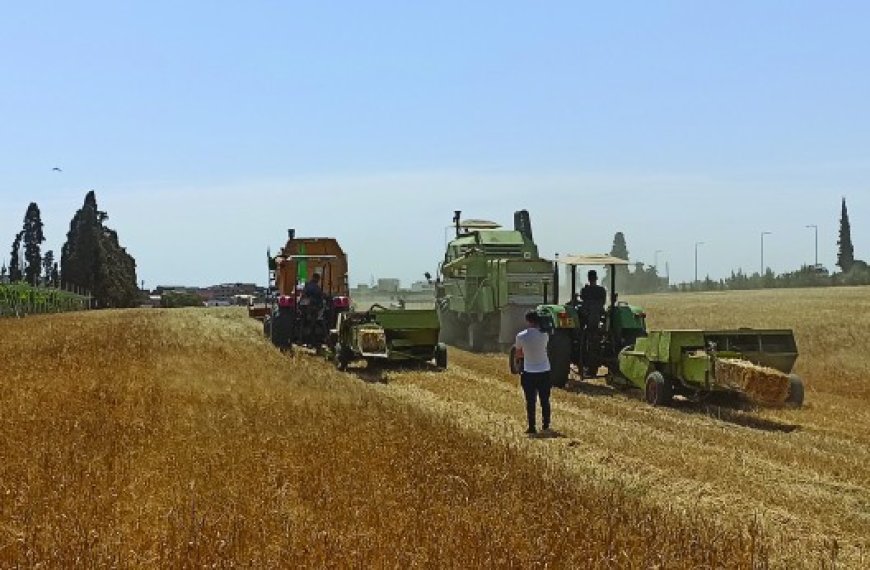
[618,329,805,407]
[333,305,447,370]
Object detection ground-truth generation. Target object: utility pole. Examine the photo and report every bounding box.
[694,242,704,283]
[806,224,819,268]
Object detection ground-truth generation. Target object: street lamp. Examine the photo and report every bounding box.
[761,231,772,277]
[694,242,704,282]
[805,225,819,268]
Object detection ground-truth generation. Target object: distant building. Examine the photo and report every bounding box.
[410,280,434,292]
[377,278,400,293]
[204,283,259,300]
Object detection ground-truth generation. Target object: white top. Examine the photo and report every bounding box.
[515,327,551,373]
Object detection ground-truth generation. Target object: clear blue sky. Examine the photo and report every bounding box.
[1,1,868,288]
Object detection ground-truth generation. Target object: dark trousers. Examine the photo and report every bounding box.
[521,371,551,429]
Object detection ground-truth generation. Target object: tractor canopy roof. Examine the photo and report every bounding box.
[558,254,629,266]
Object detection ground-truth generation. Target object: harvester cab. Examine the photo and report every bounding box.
[518,254,647,388]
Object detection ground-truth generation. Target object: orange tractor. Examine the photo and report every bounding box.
[250,230,351,349]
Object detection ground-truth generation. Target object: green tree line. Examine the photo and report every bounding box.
[608,197,868,294]
[3,191,139,312]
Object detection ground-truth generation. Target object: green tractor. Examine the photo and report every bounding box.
[433,210,555,352]
[512,254,647,388]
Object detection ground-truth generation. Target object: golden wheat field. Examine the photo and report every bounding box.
[1,287,868,568]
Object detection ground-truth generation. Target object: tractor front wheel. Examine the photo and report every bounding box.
[786,374,805,408]
[548,332,573,389]
[334,345,351,371]
[645,371,673,407]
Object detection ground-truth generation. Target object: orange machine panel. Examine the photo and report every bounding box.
[274,237,349,298]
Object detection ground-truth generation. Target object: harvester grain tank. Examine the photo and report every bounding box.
[435,210,555,352]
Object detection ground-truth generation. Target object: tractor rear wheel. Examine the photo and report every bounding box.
[434,343,448,369]
[786,374,805,408]
[645,371,673,407]
[548,332,573,389]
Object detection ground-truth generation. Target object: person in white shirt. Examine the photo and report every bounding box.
[513,310,552,434]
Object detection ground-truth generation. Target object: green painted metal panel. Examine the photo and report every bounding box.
[618,349,651,389]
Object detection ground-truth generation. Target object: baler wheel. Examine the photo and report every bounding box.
[645,371,673,407]
[786,374,805,408]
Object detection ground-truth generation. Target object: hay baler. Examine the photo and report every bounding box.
[333,305,447,370]
[618,329,805,407]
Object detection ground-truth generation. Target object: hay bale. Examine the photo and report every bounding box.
[714,359,791,406]
[359,328,387,353]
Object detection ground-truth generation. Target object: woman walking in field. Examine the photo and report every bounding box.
[513,311,552,435]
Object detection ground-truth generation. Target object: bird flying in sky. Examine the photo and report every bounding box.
[52,167,62,172]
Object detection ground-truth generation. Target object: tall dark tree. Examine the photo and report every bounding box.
[61,191,139,307]
[837,197,855,272]
[9,231,23,282]
[606,232,630,291]
[42,250,55,286]
[22,202,46,285]
[50,262,60,287]
[610,232,629,261]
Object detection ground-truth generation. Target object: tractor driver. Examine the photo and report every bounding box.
[579,270,607,331]
[301,273,324,306]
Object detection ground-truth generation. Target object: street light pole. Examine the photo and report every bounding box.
[806,225,818,268]
[694,242,704,283]
[761,231,772,278]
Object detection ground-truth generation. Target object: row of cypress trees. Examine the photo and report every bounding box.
[4,191,140,308]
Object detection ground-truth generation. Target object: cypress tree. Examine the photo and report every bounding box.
[61,191,139,307]
[22,202,46,285]
[9,231,23,282]
[837,197,855,272]
[606,232,630,291]
[42,250,55,286]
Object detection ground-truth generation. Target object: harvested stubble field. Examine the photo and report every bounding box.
[0,288,867,568]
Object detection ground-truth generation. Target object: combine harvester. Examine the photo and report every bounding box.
[520,254,805,407]
[434,210,555,352]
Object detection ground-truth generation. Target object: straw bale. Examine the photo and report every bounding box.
[714,358,790,405]
[359,328,387,353]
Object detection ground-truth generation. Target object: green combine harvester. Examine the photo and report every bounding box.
[433,210,555,352]
[332,304,447,370]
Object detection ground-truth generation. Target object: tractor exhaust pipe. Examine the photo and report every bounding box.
[453,210,462,237]
[288,228,296,240]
